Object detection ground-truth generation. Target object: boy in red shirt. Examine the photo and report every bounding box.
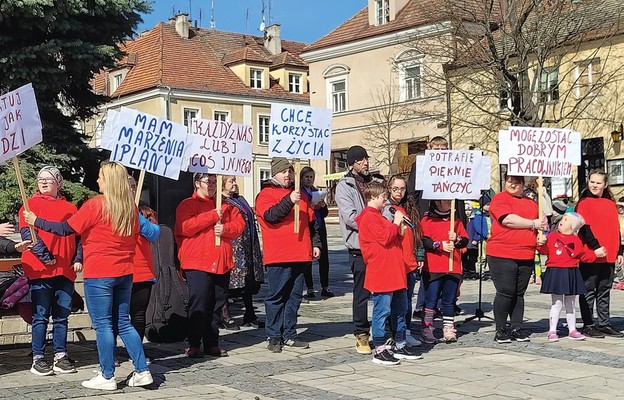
[355,182,422,365]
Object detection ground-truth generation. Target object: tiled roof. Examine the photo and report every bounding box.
[92,20,309,103]
[222,46,272,66]
[303,0,492,53]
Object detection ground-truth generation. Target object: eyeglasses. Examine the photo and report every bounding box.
[390,187,406,193]
[199,180,217,186]
[37,178,56,184]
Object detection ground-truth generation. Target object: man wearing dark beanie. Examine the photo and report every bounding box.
[335,145,375,354]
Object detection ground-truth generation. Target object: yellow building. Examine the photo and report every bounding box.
[85,14,309,223]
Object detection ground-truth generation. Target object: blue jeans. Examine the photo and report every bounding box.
[423,275,460,317]
[30,276,74,357]
[406,271,417,329]
[84,274,148,379]
[264,262,307,340]
[371,289,407,347]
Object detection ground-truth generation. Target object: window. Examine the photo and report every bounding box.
[110,73,123,93]
[331,80,346,113]
[538,67,559,103]
[258,115,270,145]
[575,58,601,98]
[398,62,423,101]
[214,111,229,122]
[498,87,511,111]
[183,108,198,129]
[259,168,271,189]
[289,74,301,93]
[376,0,390,25]
[250,68,263,89]
[332,150,348,173]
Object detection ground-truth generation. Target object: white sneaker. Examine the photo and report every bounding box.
[81,372,117,391]
[127,370,153,387]
[405,330,422,346]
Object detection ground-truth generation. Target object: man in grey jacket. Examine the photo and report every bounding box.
[335,145,374,354]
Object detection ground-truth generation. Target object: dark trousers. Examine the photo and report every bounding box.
[405,271,417,329]
[462,248,478,273]
[351,251,370,335]
[264,262,307,340]
[578,262,615,327]
[488,256,533,331]
[304,226,330,289]
[130,281,153,341]
[186,270,230,349]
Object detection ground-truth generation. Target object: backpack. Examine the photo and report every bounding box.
[145,225,190,343]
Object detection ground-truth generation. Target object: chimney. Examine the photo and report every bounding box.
[264,24,282,55]
[175,13,190,39]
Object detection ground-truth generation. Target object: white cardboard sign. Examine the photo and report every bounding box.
[0,83,43,163]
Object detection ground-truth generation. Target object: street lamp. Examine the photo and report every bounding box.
[611,123,624,143]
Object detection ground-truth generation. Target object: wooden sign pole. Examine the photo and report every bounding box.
[537,176,545,241]
[294,159,301,234]
[449,199,455,271]
[215,175,223,246]
[12,157,37,244]
[134,169,146,206]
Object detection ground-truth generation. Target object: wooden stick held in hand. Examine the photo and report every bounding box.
[12,157,37,245]
[216,175,222,246]
[294,160,301,234]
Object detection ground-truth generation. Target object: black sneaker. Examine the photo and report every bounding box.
[413,309,424,320]
[510,329,530,342]
[599,325,624,337]
[304,289,316,299]
[53,356,77,374]
[372,349,400,365]
[30,359,54,376]
[267,337,283,353]
[582,326,606,338]
[321,287,335,298]
[220,319,240,331]
[284,338,309,348]
[494,329,512,344]
[392,346,423,360]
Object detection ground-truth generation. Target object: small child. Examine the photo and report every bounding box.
[421,200,469,343]
[355,182,423,365]
[537,212,596,341]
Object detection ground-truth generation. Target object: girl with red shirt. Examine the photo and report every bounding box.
[24,161,152,390]
[487,175,544,344]
[538,212,597,341]
[575,170,624,338]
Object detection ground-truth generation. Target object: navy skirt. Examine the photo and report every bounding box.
[540,267,587,295]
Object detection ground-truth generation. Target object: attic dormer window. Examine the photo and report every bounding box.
[376,0,390,25]
[250,68,263,89]
[111,73,123,93]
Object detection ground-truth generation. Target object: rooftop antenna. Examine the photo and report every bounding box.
[171,5,175,17]
[268,0,272,24]
[259,0,266,32]
[188,0,192,21]
[199,8,202,28]
[210,0,216,29]
[245,8,249,34]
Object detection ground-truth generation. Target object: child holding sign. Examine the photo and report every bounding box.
[420,200,468,343]
[537,212,595,341]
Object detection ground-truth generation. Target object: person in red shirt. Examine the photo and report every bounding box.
[18,166,82,376]
[175,173,245,358]
[256,157,321,353]
[356,181,422,365]
[24,161,152,390]
[487,175,545,344]
[538,212,597,341]
[575,170,624,338]
[420,199,468,343]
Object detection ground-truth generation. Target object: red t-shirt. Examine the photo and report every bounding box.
[255,185,315,265]
[67,196,138,279]
[537,231,596,268]
[421,214,467,275]
[487,191,538,260]
[19,193,78,281]
[576,197,620,263]
[133,236,155,282]
[355,206,407,293]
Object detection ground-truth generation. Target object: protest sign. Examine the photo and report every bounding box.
[101,107,191,180]
[269,104,332,160]
[187,118,253,176]
[551,176,572,198]
[415,150,490,200]
[0,83,42,164]
[498,127,581,177]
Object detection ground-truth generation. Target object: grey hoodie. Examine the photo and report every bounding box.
[335,175,366,251]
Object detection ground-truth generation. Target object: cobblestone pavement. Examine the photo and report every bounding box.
[2,224,624,399]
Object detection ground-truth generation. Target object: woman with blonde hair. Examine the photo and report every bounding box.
[24,161,152,390]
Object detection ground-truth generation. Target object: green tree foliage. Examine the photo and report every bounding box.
[0,0,150,219]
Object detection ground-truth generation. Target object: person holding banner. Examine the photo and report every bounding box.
[256,157,321,353]
[420,200,469,343]
[487,175,544,344]
[23,161,153,390]
[575,170,624,338]
[175,173,245,358]
[18,166,82,376]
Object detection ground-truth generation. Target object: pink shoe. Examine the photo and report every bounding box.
[614,282,624,290]
[568,330,586,341]
[535,277,542,285]
[547,331,559,342]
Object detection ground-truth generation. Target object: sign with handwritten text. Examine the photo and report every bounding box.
[498,127,581,177]
[187,118,253,176]
[269,104,332,160]
[415,150,490,200]
[101,107,190,180]
[0,83,42,163]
